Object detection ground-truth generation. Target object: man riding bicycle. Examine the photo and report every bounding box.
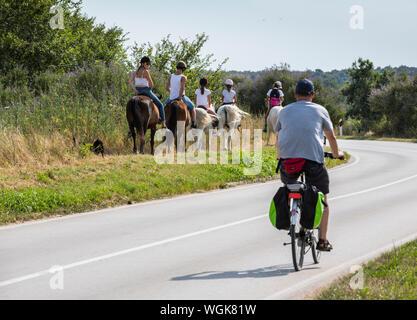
[275,79,344,252]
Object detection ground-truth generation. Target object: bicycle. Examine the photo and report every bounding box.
[280,152,343,272]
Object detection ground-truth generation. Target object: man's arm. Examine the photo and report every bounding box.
[276,131,280,160]
[324,129,344,159]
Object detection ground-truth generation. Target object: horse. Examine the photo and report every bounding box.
[126,95,160,155]
[266,106,283,145]
[216,104,250,150]
[193,106,220,150]
[164,100,191,151]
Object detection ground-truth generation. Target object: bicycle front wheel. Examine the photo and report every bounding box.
[290,223,305,272]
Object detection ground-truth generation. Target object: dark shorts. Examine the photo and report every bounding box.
[280,159,330,194]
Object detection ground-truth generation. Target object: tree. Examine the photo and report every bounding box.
[342,58,394,131]
[0,0,127,75]
[129,33,228,105]
[369,75,417,137]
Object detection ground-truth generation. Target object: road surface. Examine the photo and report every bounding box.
[1,140,417,299]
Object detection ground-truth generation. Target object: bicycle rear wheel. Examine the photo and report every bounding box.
[290,223,305,272]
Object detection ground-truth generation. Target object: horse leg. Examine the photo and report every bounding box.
[139,122,145,155]
[150,125,156,155]
[267,128,271,145]
[130,124,137,154]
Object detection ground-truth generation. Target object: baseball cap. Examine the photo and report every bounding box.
[295,79,315,95]
[274,81,282,87]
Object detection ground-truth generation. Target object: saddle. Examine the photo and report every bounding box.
[197,105,208,111]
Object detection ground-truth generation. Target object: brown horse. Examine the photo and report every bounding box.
[126,95,160,154]
[164,100,191,150]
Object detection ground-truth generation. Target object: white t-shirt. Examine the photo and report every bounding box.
[195,88,211,107]
[169,74,185,100]
[222,89,236,103]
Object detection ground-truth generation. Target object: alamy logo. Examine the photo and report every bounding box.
[349,265,364,290]
[50,5,64,30]
[350,5,364,30]
[49,265,64,290]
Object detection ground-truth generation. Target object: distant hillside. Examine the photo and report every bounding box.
[228,65,417,88]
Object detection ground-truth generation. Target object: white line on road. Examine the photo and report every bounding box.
[1,159,416,289]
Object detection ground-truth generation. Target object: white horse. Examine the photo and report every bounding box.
[216,104,250,150]
[266,106,283,145]
[190,107,219,150]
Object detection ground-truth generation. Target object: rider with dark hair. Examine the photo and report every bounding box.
[165,61,197,128]
[195,77,216,116]
[129,56,166,128]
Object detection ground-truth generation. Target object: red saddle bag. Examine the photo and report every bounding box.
[283,158,306,174]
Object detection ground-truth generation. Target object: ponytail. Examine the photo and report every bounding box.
[200,77,208,96]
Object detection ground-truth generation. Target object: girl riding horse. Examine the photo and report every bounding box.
[129,56,166,129]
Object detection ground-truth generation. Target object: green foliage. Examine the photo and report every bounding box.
[369,75,417,137]
[342,58,394,131]
[235,65,345,125]
[0,61,132,146]
[0,0,127,75]
[130,33,228,105]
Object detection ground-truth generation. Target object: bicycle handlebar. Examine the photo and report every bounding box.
[324,152,345,160]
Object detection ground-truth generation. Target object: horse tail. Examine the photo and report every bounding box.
[131,98,144,137]
[168,101,178,134]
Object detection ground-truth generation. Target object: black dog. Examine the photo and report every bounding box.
[92,139,104,157]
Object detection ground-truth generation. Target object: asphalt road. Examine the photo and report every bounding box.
[1,140,417,300]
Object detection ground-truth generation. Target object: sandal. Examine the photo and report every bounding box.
[317,239,333,252]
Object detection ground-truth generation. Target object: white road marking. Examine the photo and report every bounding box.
[1,151,416,290]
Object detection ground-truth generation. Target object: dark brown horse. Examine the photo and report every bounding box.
[126,95,160,154]
[164,100,191,150]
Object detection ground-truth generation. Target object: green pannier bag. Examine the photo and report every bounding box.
[269,187,290,230]
[300,185,326,229]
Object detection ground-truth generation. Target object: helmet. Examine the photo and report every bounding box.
[176,61,187,70]
[225,79,234,86]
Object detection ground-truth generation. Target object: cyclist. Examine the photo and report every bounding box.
[275,79,344,252]
[264,81,284,132]
[165,61,197,128]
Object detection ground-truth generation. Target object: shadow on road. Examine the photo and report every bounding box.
[171,264,320,281]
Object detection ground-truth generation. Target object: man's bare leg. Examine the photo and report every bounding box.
[319,194,329,240]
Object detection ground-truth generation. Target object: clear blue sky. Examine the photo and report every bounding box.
[81,0,417,71]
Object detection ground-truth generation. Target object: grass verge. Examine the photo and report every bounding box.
[338,135,417,143]
[0,147,349,225]
[316,240,417,300]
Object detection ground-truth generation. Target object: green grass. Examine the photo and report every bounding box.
[0,147,349,225]
[338,135,417,143]
[316,240,417,300]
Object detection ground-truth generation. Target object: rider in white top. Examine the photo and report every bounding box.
[222,79,237,105]
[129,56,166,128]
[165,61,197,128]
[195,77,216,115]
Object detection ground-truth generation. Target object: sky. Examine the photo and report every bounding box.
[80,0,417,72]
